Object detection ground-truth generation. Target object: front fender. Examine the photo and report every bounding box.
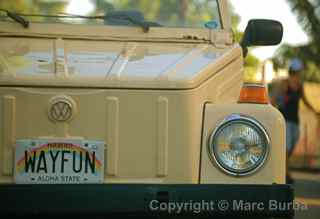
[200,103,286,184]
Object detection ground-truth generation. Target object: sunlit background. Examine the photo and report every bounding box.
[66,0,94,15]
[230,0,309,61]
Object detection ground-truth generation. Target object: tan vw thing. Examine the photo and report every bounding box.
[0,0,293,217]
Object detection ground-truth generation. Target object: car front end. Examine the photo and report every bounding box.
[0,0,293,218]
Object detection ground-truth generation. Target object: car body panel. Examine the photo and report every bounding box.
[0,55,243,184]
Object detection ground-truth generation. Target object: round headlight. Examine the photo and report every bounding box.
[208,114,270,176]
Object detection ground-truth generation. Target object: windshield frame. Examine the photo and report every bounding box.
[0,0,227,30]
[0,20,209,40]
[0,0,232,44]
[217,0,231,30]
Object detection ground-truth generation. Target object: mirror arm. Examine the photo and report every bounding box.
[240,37,250,57]
[240,24,251,57]
[240,41,248,58]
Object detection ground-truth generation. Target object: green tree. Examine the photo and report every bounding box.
[93,0,222,28]
[0,0,67,22]
[272,0,320,82]
[0,0,66,14]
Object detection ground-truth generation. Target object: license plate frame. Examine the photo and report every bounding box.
[14,139,105,184]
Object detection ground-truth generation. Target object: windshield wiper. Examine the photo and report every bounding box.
[58,12,151,32]
[0,10,156,33]
[104,14,150,33]
[0,9,29,28]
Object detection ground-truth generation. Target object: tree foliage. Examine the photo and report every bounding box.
[272,0,320,82]
[93,0,222,28]
[0,0,66,14]
[288,0,320,44]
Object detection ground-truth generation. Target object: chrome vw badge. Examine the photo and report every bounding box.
[48,96,76,122]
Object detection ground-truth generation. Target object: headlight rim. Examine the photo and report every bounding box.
[208,114,270,177]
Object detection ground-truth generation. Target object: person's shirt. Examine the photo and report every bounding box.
[282,84,303,124]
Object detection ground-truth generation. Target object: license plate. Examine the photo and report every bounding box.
[14,139,105,184]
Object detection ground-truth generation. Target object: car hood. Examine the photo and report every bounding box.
[0,36,241,89]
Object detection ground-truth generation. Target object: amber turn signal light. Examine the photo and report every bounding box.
[238,83,269,104]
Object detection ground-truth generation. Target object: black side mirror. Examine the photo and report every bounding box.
[240,19,283,57]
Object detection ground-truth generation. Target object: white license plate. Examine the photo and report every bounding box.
[14,139,105,184]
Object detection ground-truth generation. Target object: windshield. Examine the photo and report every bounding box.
[0,0,221,29]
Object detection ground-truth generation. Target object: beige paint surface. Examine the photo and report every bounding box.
[0,47,244,184]
[0,5,286,185]
[0,37,235,89]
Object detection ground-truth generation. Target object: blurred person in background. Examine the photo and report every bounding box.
[271,58,317,184]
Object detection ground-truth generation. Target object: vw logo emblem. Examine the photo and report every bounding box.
[48,96,76,122]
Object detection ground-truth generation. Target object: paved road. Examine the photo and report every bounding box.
[292,171,320,219]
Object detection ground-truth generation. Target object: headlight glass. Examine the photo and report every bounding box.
[209,115,269,176]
